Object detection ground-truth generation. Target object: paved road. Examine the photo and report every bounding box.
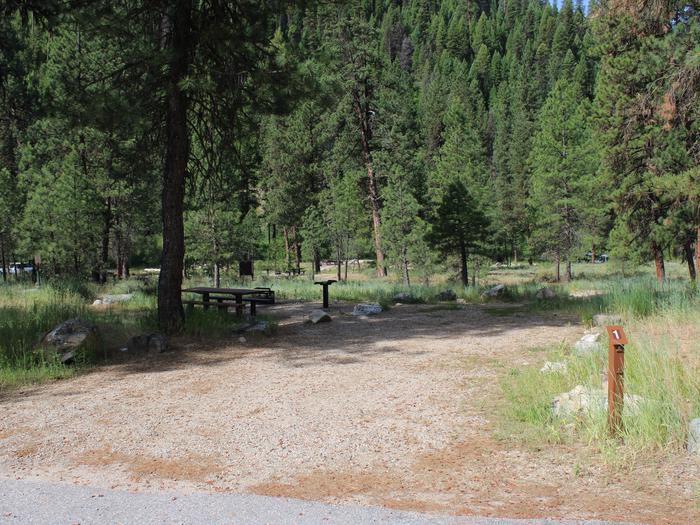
[0,478,641,525]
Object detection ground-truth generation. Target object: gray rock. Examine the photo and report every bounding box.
[688,418,700,455]
[101,293,134,305]
[552,385,645,418]
[238,336,247,343]
[309,309,332,324]
[38,319,100,363]
[392,292,419,304]
[540,361,567,373]
[482,284,505,298]
[436,289,457,301]
[593,313,623,327]
[535,287,556,300]
[126,333,168,355]
[352,303,383,316]
[92,299,103,306]
[246,321,270,333]
[573,332,602,355]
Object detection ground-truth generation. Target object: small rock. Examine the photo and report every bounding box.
[535,287,556,300]
[352,303,383,316]
[436,290,457,301]
[126,334,168,355]
[38,318,100,363]
[246,321,269,333]
[393,292,419,303]
[552,385,645,418]
[92,299,103,306]
[238,336,247,343]
[100,293,134,305]
[688,418,700,455]
[573,332,602,355]
[540,361,567,373]
[482,284,505,298]
[309,309,332,324]
[593,313,623,327]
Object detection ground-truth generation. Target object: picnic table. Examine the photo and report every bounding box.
[181,287,274,316]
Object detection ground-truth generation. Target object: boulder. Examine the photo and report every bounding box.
[482,284,505,298]
[102,293,133,304]
[126,333,168,355]
[436,289,457,301]
[535,287,556,300]
[352,303,382,316]
[309,309,332,324]
[552,385,645,418]
[573,332,601,355]
[688,418,700,455]
[552,385,606,417]
[39,319,100,363]
[393,292,419,304]
[540,361,567,373]
[246,321,270,333]
[593,313,623,327]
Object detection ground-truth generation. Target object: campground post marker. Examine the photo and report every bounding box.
[606,325,628,435]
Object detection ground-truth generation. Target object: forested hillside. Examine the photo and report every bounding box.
[0,0,698,330]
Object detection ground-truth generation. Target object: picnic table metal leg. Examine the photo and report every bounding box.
[235,294,243,316]
[250,301,256,316]
[203,292,210,311]
[322,284,329,309]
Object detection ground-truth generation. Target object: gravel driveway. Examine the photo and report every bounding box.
[0,302,697,524]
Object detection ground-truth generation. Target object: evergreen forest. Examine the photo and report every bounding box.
[1,0,698,331]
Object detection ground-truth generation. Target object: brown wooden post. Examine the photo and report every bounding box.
[606,325,628,435]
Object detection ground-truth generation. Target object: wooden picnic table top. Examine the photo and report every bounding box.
[182,287,261,295]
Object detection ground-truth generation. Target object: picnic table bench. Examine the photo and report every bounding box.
[182,287,275,316]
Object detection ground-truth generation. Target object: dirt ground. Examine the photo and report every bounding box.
[1,302,697,524]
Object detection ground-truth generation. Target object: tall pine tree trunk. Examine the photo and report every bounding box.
[292,225,301,271]
[591,243,596,264]
[352,85,386,278]
[683,240,696,281]
[566,260,573,281]
[401,246,410,287]
[696,223,700,284]
[367,163,387,277]
[100,197,111,284]
[283,227,290,270]
[158,0,192,333]
[213,262,221,288]
[555,252,561,282]
[459,239,468,287]
[652,240,665,283]
[0,233,6,282]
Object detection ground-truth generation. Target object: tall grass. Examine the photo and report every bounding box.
[499,278,700,460]
[0,285,88,390]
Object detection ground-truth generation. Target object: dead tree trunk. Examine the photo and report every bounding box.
[157,0,192,333]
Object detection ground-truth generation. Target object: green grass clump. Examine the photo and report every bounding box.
[499,309,700,460]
